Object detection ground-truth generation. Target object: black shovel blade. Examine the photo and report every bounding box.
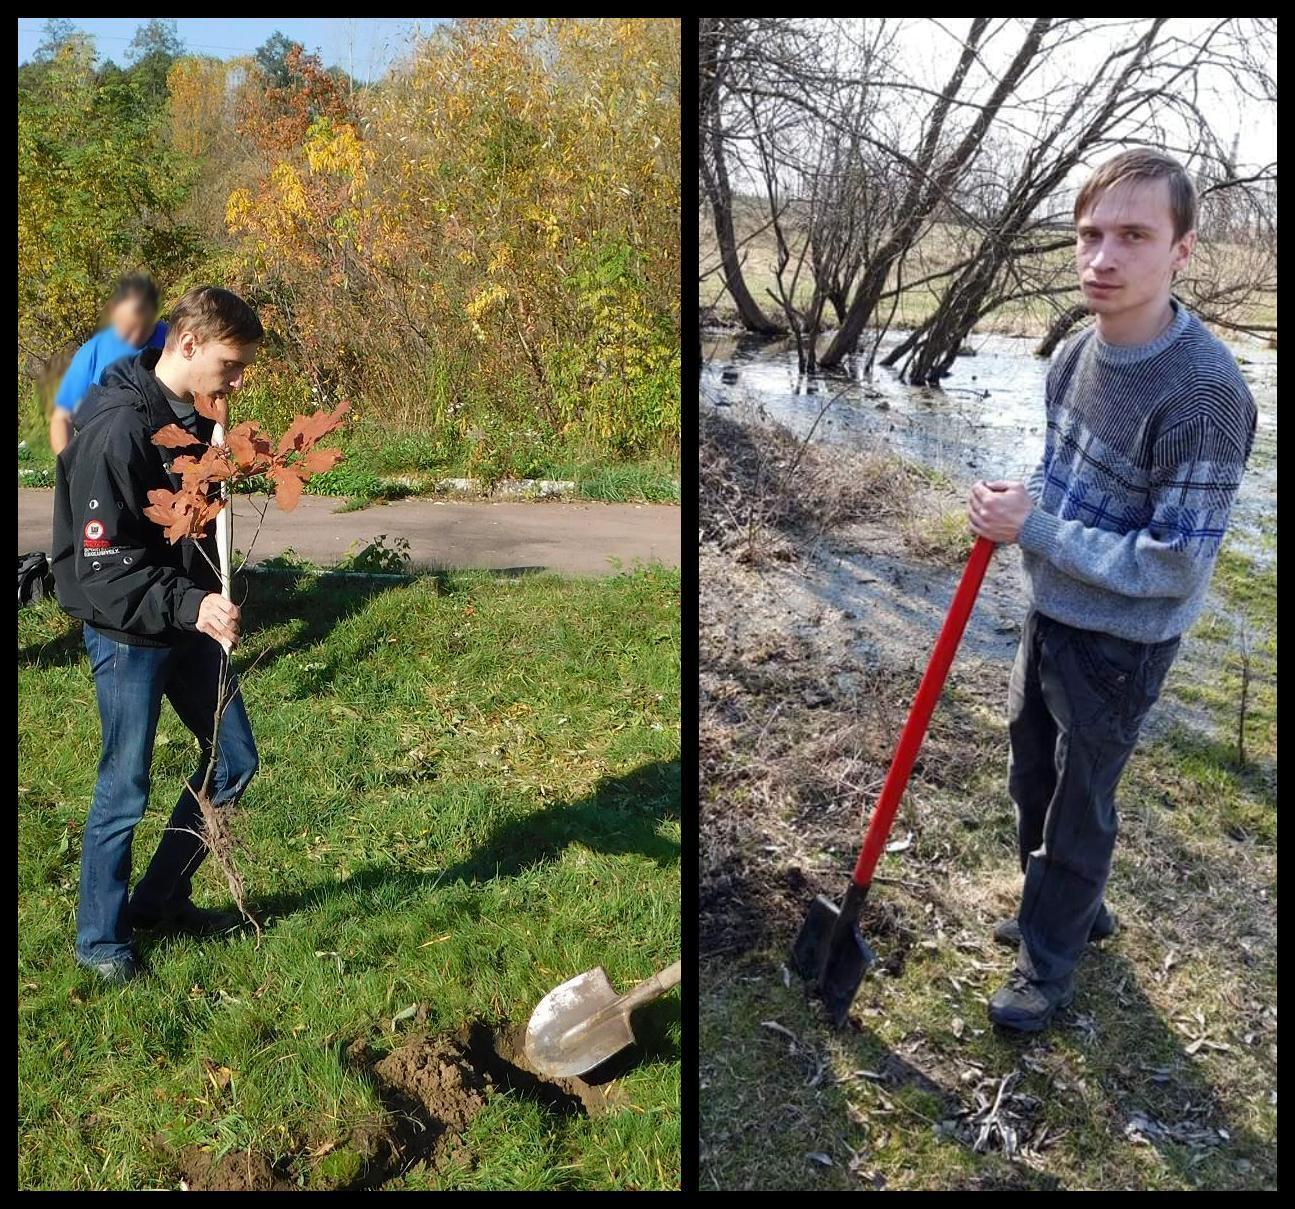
[791,893,877,1026]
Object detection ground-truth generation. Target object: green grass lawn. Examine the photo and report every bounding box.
[19,566,680,1191]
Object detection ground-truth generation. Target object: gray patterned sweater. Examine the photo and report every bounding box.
[1018,300,1257,643]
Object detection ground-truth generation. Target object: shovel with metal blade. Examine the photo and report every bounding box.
[524,959,681,1078]
[793,537,996,1026]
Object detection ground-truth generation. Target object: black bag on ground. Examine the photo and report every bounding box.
[19,552,56,608]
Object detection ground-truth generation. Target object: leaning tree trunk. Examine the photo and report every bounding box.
[818,252,897,366]
[880,314,935,369]
[702,154,783,335]
[903,255,1003,385]
[1035,303,1090,357]
[699,19,783,337]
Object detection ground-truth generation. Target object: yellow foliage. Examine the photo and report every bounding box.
[225,188,253,234]
[304,120,369,193]
[272,163,310,223]
[166,56,230,159]
[486,243,513,275]
[213,18,679,456]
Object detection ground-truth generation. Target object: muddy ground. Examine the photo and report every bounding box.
[698,405,1276,1190]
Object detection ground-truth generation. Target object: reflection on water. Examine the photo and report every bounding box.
[702,326,1276,565]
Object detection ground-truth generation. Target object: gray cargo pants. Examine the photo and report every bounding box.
[1007,608,1180,983]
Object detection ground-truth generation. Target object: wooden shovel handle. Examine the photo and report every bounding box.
[619,960,682,1013]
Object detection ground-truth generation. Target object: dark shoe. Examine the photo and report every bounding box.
[132,900,243,938]
[988,969,1075,1033]
[79,954,142,985]
[993,903,1117,948]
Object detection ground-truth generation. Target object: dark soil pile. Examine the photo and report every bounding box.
[178,1147,297,1192]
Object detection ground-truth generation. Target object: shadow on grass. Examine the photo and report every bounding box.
[18,567,553,676]
[700,951,1064,1191]
[17,574,404,675]
[234,571,409,678]
[18,621,86,669]
[1058,946,1272,1187]
[702,866,1272,1189]
[249,759,680,926]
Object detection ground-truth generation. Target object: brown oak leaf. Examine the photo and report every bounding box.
[152,424,200,449]
[277,399,351,455]
[226,422,274,474]
[300,447,343,476]
[193,393,227,424]
[143,488,198,543]
[268,464,305,511]
[144,487,225,543]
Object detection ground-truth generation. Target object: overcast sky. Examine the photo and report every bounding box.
[718,18,1275,210]
[887,18,1275,170]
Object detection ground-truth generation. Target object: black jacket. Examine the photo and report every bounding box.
[51,347,221,647]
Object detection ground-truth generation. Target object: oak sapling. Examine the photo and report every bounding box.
[145,393,351,941]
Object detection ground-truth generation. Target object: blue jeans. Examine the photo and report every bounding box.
[1007,609,1179,983]
[76,625,259,965]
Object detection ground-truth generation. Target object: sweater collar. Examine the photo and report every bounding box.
[1091,297,1191,367]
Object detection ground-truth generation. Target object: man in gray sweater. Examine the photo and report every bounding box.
[966,149,1257,1032]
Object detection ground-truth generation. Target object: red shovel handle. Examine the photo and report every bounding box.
[851,536,996,888]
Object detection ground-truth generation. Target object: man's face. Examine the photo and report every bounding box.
[1076,177,1196,319]
[110,297,157,348]
[178,331,260,403]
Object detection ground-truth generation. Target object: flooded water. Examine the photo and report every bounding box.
[701,325,1276,565]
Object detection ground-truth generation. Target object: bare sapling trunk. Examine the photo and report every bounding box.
[146,396,351,945]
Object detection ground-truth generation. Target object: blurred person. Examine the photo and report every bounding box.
[47,273,169,455]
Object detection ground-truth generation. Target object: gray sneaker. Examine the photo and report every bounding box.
[988,969,1075,1033]
[993,904,1117,948]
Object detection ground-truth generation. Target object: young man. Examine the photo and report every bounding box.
[48,274,170,456]
[966,149,1257,1032]
[50,286,265,985]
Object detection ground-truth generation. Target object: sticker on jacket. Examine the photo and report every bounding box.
[82,520,121,557]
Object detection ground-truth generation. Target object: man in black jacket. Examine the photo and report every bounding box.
[51,286,264,984]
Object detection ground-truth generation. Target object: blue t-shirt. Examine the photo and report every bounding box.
[54,322,169,414]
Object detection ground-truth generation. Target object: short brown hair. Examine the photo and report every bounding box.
[164,285,264,349]
[1074,149,1197,241]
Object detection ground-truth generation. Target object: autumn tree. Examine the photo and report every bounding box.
[223,19,679,461]
[126,18,185,104]
[18,37,201,376]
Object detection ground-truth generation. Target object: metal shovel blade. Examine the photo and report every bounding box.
[524,967,631,1078]
[792,892,876,1027]
[524,960,681,1079]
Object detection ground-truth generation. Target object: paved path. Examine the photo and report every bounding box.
[18,489,680,577]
